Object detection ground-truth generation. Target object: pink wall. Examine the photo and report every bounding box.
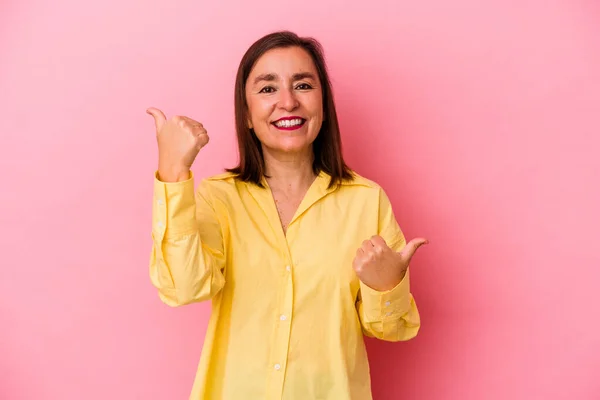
[2,1,599,399]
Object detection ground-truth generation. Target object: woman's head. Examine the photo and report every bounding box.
[245,46,323,162]
[228,30,353,187]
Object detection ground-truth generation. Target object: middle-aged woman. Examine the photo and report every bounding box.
[146,30,428,400]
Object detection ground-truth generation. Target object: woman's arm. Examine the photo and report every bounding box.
[149,172,226,307]
[354,187,422,341]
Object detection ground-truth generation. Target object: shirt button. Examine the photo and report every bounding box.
[157,221,164,229]
[385,301,391,307]
[274,364,281,371]
[157,199,164,206]
[286,265,291,271]
[385,312,392,317]
[280,315,287,321]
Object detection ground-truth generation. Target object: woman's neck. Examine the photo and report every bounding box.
[263,148,316,193]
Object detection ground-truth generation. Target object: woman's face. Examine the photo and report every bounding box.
[245,46,323,157]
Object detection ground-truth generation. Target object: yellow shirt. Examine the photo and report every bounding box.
[149,170,420,400]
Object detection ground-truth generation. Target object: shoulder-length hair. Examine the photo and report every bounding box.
[226,30,354,188]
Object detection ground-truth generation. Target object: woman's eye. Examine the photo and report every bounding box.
[259,86,275,93]
[296,83,312,90]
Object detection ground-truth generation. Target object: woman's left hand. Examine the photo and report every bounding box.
[353,235,428,292]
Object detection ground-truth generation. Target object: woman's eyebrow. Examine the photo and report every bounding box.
[292,72,316,81]
[252,72,316,85]
[253,73,277,85]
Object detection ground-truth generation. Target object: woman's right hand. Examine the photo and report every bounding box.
[146,107,210,182]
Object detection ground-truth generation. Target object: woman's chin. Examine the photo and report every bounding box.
[265,139,313,155]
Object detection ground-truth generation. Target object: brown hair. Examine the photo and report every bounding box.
[226,30,354,188]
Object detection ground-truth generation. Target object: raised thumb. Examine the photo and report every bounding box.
[400,238,429,260]
[146,107,167,132]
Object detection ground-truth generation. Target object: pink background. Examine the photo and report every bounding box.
[1,0,599,399]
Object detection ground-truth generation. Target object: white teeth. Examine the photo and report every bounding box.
[275,118,303,128]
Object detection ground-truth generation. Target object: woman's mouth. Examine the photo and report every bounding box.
[272,117,306,131]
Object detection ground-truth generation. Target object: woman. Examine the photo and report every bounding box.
[147,30,428,400]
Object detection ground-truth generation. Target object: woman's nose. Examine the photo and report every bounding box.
[278,88,299,111]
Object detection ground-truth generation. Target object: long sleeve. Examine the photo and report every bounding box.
[356,269,420,341]
[149,171,226,307]
[355,187,421,341]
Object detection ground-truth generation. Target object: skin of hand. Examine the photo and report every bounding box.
[353,235,429,291]
[146,107,209,182]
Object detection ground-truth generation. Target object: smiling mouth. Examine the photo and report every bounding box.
[272,118,306,131]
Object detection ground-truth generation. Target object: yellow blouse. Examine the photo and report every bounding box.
[149,170,420,400]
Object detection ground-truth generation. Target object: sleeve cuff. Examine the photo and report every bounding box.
[359,268,412,323]
[152,170,197,240]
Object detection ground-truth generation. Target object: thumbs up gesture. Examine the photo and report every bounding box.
[146,107,210,182]
[353,235,428,292]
